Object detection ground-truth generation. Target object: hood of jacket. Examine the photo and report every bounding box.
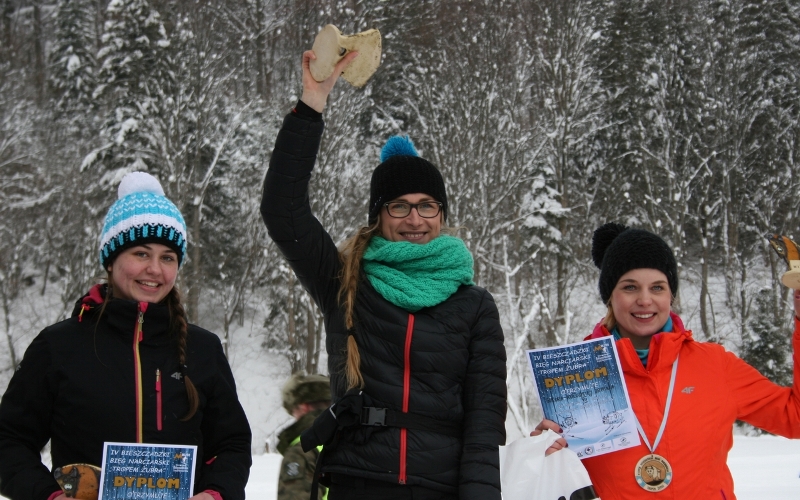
[71,283,172,342]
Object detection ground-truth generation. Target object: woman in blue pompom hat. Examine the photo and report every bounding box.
[261,50,506,500]
[0,172,251,500]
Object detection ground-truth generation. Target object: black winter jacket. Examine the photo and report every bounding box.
[261,108,507,499]
[0,285,251,500]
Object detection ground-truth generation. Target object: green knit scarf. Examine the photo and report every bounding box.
[362,235,475,312]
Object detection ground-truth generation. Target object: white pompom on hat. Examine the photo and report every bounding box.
[99,172,187,268]
[117,171,166,198]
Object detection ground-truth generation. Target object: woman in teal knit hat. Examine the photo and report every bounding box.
[0,172,251,500]
[261,50,507,500]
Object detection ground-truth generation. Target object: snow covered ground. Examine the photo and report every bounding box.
[727,434,800,499]
[243,434,800,499]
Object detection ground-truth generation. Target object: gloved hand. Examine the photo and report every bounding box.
[300,405,337,452]
[330,388,367,426]
[337,389,381,445]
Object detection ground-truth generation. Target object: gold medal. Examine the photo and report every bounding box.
[634,454,672,492]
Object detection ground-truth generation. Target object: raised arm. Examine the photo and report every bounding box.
[729,289,800,437]
[260,50,358,312]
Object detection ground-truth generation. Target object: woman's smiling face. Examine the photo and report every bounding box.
[610,268,672,349]
[109,243,178,303]
[378,193,442,244]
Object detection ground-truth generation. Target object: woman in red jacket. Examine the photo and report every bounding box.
[533,222,800,500]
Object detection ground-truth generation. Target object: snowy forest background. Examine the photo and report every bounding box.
[2,0,800,449]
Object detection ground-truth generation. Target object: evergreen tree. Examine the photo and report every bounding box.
[49,0,97,120]
[741,288,792,387]
[738,288,793,435]
[523,0,606,346]
[739,0,800,240]
[592,0,652,223]
[89,0,175,179]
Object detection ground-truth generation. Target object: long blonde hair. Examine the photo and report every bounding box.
[602,303,616,331]
[337,222,380,390]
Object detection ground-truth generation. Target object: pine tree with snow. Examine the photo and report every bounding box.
[89,0,175,178]
[737,288,793,435]
[741,289,792,388]
[49,0,97,120]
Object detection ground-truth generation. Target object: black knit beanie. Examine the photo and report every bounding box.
[591,222,678,304]
[368,136,448,224]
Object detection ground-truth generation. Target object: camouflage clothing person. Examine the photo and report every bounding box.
[277,374,331,500]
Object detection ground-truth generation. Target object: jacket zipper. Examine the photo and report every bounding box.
[399,313,415,485]
[155,369,162,431]
[78,304,90,322]
[133,302,148,443]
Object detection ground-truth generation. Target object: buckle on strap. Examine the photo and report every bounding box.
[360,407,387,426]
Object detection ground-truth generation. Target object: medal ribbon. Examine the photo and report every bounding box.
[634,356,679,454]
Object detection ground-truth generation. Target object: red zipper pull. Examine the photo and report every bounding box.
[78,304,89,322]
[156,369,162,431]
[137,302,148,341]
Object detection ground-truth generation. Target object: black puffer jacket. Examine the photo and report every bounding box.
[261,107,507,499]
[0,285,251,500]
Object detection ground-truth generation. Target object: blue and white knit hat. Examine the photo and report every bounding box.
[99,172,187,268]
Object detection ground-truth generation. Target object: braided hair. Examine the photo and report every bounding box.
[165,287,199,421]
[337,222,378,390]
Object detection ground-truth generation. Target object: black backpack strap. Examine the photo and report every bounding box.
[303,391,463,452]
[309,443,329,500]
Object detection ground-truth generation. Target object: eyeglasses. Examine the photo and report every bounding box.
[383,201,443,218]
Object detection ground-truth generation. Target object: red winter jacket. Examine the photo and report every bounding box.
[582,312,800,499]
